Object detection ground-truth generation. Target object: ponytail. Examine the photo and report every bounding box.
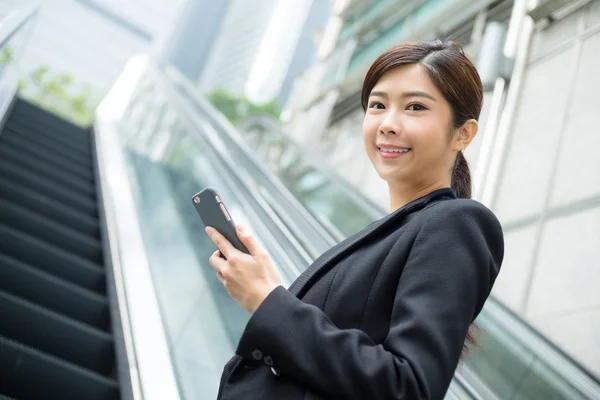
[451,151,471,199]
[451,151,480,358]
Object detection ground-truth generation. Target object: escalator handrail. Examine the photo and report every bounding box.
[0,3,39,49]
[161,64,341,248]
[93,55,181,400]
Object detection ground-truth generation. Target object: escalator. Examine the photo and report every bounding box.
[0,99,124,400]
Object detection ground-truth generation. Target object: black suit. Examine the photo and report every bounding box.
[218,188,504,400]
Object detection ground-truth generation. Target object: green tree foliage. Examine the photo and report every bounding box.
[19,65,97,127]
[0,47,97,126]
[206,88,280,125]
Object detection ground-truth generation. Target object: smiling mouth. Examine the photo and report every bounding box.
[377,146,411,159]
[378,147,411,154]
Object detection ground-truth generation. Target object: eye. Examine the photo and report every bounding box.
[406,103,427,111]
[368,101,385,109]
[407,103,427,111]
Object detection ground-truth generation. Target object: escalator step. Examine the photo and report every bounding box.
[7,112,91,149]
[0,336,119,400]
[2,126,92,168]
[11,100,90,139]
[5,119,92,160]
[0,143,96,198]
[0,99,121,399]
[0,290,115,376]
[0,177,99,237]
[0,198,103,263]
[0,132,94,181]
[0,159,97,216]
[6,116,91,148]
[0,252,110,330]
[0,223,106,294]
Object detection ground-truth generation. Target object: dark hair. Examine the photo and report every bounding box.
[362,40,483,355]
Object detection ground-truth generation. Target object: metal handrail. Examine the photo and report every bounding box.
[0,3,40,131]
[94,55,180,400]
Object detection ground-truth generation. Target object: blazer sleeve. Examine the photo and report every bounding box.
[235,200,504,400]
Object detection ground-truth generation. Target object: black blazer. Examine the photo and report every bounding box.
[218,188,504,400]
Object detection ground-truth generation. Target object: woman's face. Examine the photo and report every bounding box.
[362,64,457,188]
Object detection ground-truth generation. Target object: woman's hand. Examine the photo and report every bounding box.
[206,224,282,314]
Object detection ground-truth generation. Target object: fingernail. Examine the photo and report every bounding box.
[205,227,211,234]
[236,225,244,233]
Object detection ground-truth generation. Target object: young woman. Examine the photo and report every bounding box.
[206,40,504,400]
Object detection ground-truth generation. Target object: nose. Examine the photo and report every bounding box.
[378,110,399,135]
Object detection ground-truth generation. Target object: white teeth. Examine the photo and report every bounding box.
[380,147,409,153]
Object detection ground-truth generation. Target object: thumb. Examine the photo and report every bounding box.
[236,224,263,256]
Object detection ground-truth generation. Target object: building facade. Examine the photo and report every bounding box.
[283,0,600,378]
[156,0,231,82]
[198,0,332,107]
[198,0,278,97]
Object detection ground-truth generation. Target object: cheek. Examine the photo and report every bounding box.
[409,118,449,154]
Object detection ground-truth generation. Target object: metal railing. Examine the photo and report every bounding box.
[0,3,38,131]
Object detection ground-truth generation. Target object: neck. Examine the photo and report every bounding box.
[388,180,451,213]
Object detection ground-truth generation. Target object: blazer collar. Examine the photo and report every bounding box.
[289,188,456,297]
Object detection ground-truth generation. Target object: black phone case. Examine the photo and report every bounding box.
[192,187,249,254]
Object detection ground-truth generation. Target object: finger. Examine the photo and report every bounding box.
[206,226,236,259]
[236,224,265,257]
[209,250,228,274]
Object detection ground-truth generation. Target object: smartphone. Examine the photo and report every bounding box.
[192,187,249,255]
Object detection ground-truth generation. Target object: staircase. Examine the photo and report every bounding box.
[0,99,122,399]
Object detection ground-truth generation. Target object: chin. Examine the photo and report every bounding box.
[376,169,399,184]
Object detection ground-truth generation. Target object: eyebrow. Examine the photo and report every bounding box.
[369,90,437,102]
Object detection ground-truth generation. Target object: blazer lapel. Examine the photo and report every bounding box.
[288,188,456,298]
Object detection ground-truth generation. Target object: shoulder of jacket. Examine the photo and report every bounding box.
[419,198,500,226]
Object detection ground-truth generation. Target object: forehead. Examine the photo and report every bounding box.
[371,63,439,95]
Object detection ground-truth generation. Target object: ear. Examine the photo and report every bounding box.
[452,119,478,151]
